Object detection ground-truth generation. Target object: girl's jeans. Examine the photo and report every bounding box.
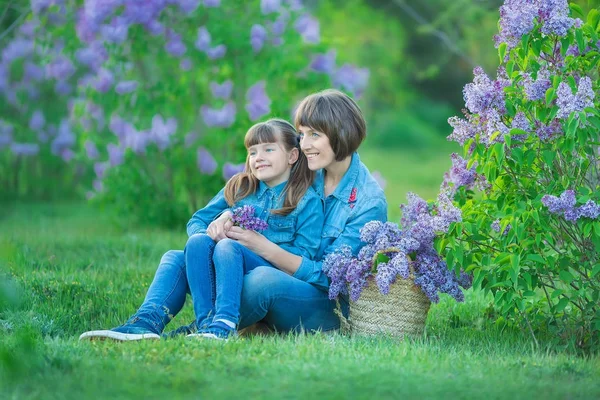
[132,238,344,334]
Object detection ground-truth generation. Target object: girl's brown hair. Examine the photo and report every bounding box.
[223,118,314,216]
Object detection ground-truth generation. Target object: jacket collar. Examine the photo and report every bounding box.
[315,152,360,204]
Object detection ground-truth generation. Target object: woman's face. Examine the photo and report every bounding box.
[298,125,336,171]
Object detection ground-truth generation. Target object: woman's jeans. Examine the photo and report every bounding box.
[131,238,345,335]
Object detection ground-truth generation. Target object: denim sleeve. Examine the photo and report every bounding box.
[186,188,229,237]
[279,194,324,260]
[293,196,388,291]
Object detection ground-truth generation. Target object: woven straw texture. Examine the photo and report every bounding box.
[349,277,431,338]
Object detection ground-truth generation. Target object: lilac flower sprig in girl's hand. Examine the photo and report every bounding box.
[231,205,268,232]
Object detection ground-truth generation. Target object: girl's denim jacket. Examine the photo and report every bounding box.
[292,152,388,291]
[186,180,324,273]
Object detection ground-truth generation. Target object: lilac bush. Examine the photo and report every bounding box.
[444,1,600,350]
[0,0,369,225]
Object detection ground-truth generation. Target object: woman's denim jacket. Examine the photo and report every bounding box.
[292,152,388,291]
[186,180,324,266]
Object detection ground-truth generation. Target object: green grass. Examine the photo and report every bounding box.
[1,203,599,399]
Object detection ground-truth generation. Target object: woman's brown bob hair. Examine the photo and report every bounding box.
[223,118,314,216]
[294,89,366,161]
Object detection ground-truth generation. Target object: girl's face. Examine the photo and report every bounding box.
[297,125,336,171]
[247,140,299,187]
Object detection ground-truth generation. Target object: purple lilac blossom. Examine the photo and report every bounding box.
[540,0,575,36]
[107,143,125,166]
[178,0,200,13]
[180,58,193,71]
[166,37,187,57]
[55,80,72,96]
[535,119,562,141]
[85,140,99,159]
[222,162,245,181]
[195,27,211,51]
[29,110,45,131]
[145,20,165,36]
[206,45,226,59]
[11,143,40,156]
[270,14,287,36]
[24,62,45,82]
[92,68,114,93]
[231,205,268,232]
[578,200,600,219]
[201,102,236,128]
[185,132,199,147]
[332,64,369,99]
[494,0,537,50]
[101,18,129,44]
[510,112,530,141]
[197,147,218,174]
[203,0,221,6]
[261,0,281,14]
[294,14,319,44]
[46,56,75,80]
[151,114,178,150]
[251,24,268,53]
[115,80,138,94]
[521,67,551,101]
[246,81,271,121]
[94,161,108,178]
[2,38,34,64]
[310,50,336,74]
[447,112,478,146]
[463,66,507,115]
[210,80,233,99]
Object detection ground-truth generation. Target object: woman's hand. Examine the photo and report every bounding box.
[207,211,233,242]
[226,226,269,254]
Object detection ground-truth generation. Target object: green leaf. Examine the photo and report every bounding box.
[576,29,585,53]
[542,150,555,167]
[591,264,600,278]
[559,270,575,284]
[499,42,507,63]
[526,254,545,264]
[554,297,570,313]
[588,8,600,31]
[545,87,556,105]
[569,3,584,19]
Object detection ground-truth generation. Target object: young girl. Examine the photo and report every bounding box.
[79,118,323,341]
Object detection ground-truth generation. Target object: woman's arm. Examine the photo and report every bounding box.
[292,196,388,290]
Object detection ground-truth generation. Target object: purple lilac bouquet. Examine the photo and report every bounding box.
[322,192,473,303]
[231,205,268,232]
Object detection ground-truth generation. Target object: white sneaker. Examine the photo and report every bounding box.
[79,329,160,342]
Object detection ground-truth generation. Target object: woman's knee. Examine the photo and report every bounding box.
[242,266,283,299]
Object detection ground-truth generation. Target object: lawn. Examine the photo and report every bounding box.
[1,201,599,399]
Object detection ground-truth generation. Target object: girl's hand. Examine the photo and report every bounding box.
[226,226,269,253]
[207,211,233,242]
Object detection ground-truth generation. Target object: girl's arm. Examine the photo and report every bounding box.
[186,188,230,237]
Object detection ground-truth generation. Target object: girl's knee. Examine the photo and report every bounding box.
[185,234,214,253]
[214,238,241,254]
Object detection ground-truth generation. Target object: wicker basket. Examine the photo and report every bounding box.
[338,249,431,338]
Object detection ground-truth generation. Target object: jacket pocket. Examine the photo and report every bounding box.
[266,215,295,243]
